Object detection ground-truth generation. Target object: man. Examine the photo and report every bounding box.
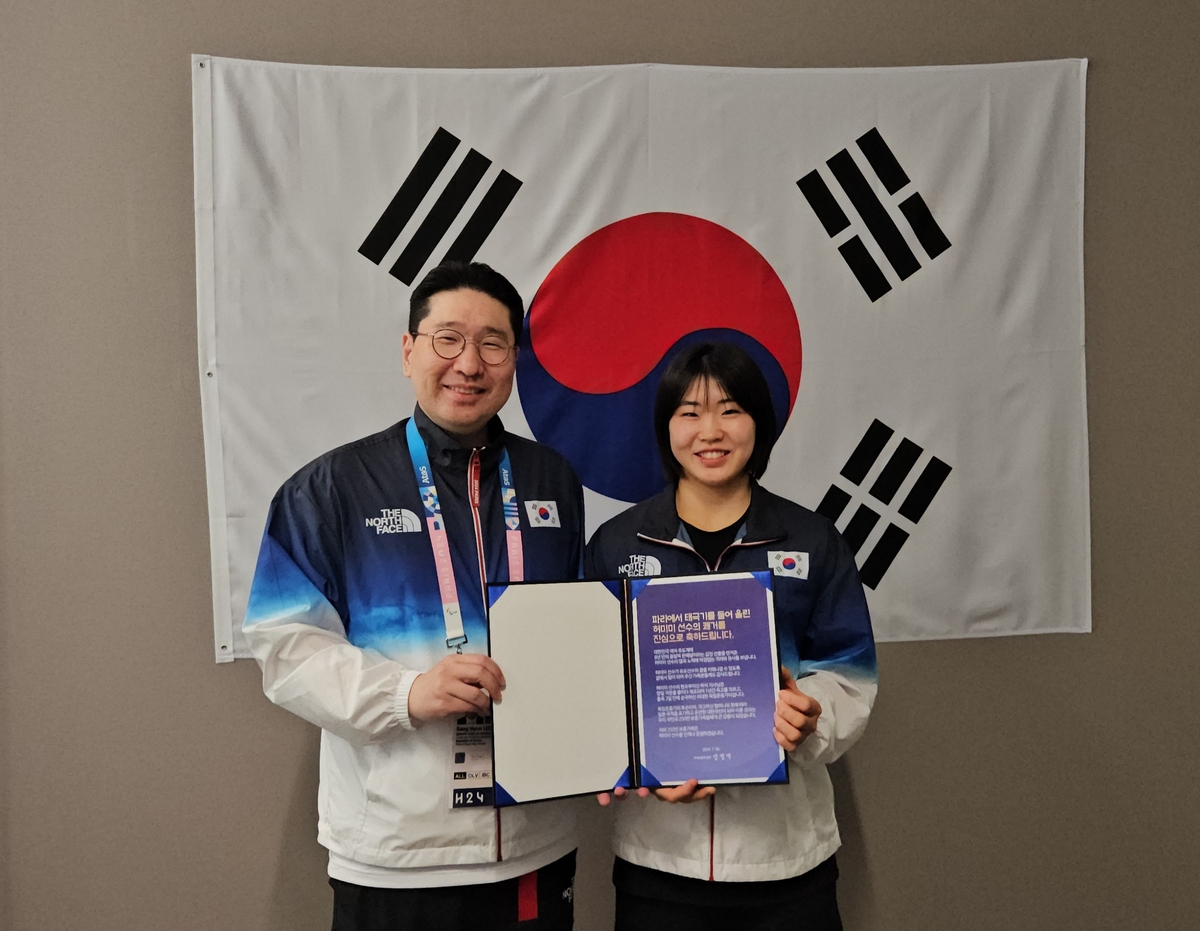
[243,262,584,931]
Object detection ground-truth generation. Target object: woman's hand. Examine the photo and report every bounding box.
[597,786,651,806]
[774,666,822,751]
[653,779,715,804]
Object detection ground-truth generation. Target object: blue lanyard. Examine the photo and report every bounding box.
[406,418,524,650]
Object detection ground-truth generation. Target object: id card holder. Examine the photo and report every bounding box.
[450,713,495,809]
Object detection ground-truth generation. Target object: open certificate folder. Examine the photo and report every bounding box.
[486,572,787,806]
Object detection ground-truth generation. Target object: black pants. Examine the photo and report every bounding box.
[614,887,842,931]
[330,850,576,931]
[613,857,842,931]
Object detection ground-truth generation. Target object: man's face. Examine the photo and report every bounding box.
[401,288,517,441]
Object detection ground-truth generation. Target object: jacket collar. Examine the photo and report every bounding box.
[637,481,788,546]
[412,406,506,473]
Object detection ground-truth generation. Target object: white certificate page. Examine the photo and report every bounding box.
[488,580,631,804]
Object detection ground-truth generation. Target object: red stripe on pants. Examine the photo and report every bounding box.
[517,870,538,922]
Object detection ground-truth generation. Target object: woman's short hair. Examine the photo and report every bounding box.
[653,342,779,483]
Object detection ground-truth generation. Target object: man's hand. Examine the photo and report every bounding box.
[408,654,506,724]
[597,786,651,806]
[653,779,715,804]
[774,666,821,752]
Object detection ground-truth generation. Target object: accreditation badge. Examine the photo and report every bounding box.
[450,713,495,809]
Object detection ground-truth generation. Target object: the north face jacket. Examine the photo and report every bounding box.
[243,408,584,869]
[584,482,877,882]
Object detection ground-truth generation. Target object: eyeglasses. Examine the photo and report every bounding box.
[412,328,516,365]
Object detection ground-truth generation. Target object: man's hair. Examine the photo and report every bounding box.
[653,342,779,483]
[408,261,525,343]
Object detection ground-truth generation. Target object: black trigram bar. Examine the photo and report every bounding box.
[816,419,953,589]
[798,169,891,302]
[797,127,952,302]
[898,456,952,522]
[899,192,951,259]
[359,127,460,265]
[359,127,524,286]
[440,170,523,267]
[390,149,492,285]
[841,504,880,555]
[816,485,853,523]
[827,149,921,281]
[859,524,909,590]
[797,171,850,237]
[840,419,894,484]
[869,438,923,505]
[838,237,891,302]
[856,128,910,195]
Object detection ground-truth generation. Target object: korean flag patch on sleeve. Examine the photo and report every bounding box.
[769,551,809,579]
[524,500,561,528]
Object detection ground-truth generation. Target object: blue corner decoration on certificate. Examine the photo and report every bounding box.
[630,572,786,786]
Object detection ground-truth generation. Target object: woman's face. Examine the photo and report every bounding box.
[669,377,757,489]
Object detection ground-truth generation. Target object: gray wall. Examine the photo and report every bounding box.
[2,1,1197,928]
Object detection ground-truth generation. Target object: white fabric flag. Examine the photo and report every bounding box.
[193,57,1089,661]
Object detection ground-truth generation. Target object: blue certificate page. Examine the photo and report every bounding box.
[631,572,786,786]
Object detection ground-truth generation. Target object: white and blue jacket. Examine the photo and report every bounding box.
[244,408,584,870]
[584,483,877,882]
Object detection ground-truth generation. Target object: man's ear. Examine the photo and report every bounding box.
[401,332,415,377]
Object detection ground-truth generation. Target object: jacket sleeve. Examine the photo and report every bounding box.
[790,531,878,767]
[243,481,420,744]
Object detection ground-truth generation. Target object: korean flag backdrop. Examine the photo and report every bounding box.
[193,57,1089,661]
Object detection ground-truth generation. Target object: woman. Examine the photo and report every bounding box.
[584,343,877,931]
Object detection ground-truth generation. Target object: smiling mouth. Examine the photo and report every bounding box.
[697,450,729,460]
[444,384,485,396]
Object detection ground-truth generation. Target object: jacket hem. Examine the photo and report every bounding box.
[327,835,576,887]
[319,824,577,871]
[613,835,841,883]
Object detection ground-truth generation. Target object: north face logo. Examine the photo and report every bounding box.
[364,508,422,534]
[618,555,661,577]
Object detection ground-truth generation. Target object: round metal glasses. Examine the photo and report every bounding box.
[413,328,515,365]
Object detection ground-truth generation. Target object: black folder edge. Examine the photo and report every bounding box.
[485,573,789,807]
[619,578,641,791]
